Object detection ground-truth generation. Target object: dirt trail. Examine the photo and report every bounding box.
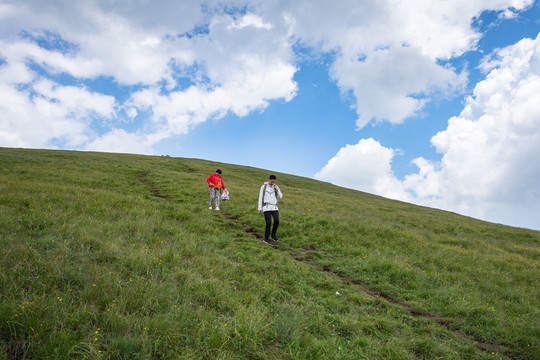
[137,171,175,202]
[138,176,510,358]
[219,210,507,356]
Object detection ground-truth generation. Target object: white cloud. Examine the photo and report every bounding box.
[2,39,105,79]
[130,53,297,135]
[128,10,297,136]
[317,34,540,230]
[84,129,155,154]
[0,54,35,84]
[315,138,411,201]
[32,79,115,119]
[227,14,273,30]
[2,0,530,132]
[0,1,198,85]
[331,46,466,128]
[0,65,116,148]
[0,0,298,151]
[273,0,534,128]
[126,107,138,119]
[423,34,540,226]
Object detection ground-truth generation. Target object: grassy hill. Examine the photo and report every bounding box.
[1,147,538,360]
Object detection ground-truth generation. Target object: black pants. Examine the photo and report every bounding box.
[264,210,279,240]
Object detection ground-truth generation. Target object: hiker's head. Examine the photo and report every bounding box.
[216,169,222,175]
[268,175,276,185]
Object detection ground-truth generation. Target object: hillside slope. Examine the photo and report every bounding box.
[1,148,539,360]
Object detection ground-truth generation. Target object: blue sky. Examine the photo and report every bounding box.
[1,0,540,230]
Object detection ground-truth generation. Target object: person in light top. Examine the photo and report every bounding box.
[207,169,226,210]
[258,175,283,243]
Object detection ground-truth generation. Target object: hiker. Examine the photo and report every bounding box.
[207,169,226,210]
[258,175,283,243]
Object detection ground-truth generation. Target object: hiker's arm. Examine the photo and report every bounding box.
[275,186,283,200]
[258,186,263,212]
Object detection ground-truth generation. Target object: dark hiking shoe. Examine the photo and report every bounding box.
[272,237,279,242]
[263,239,269,243]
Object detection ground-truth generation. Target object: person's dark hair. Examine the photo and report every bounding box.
[269,175,276,180]
[216,169,222,174]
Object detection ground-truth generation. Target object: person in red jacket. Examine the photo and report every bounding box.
[207,169,226,210]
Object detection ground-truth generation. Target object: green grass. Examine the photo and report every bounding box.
[1,147,538,359]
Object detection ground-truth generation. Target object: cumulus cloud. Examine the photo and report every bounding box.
[138,10,296,134]
[0,0,299,151]
[331,46,466,127]
[130,56,297,136]
[126,10,297,135]
[0,1,198,85]
[84,129,156,155]
[1,0,533,153]
[276,0,533,128]
[227,13,273,30]
[0,65,116,148]
[315,138,411,200]
[317,33,540,230]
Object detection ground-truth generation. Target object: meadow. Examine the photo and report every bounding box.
[1,147,538,359]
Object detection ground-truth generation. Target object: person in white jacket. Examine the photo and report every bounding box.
[258,175,283,243]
